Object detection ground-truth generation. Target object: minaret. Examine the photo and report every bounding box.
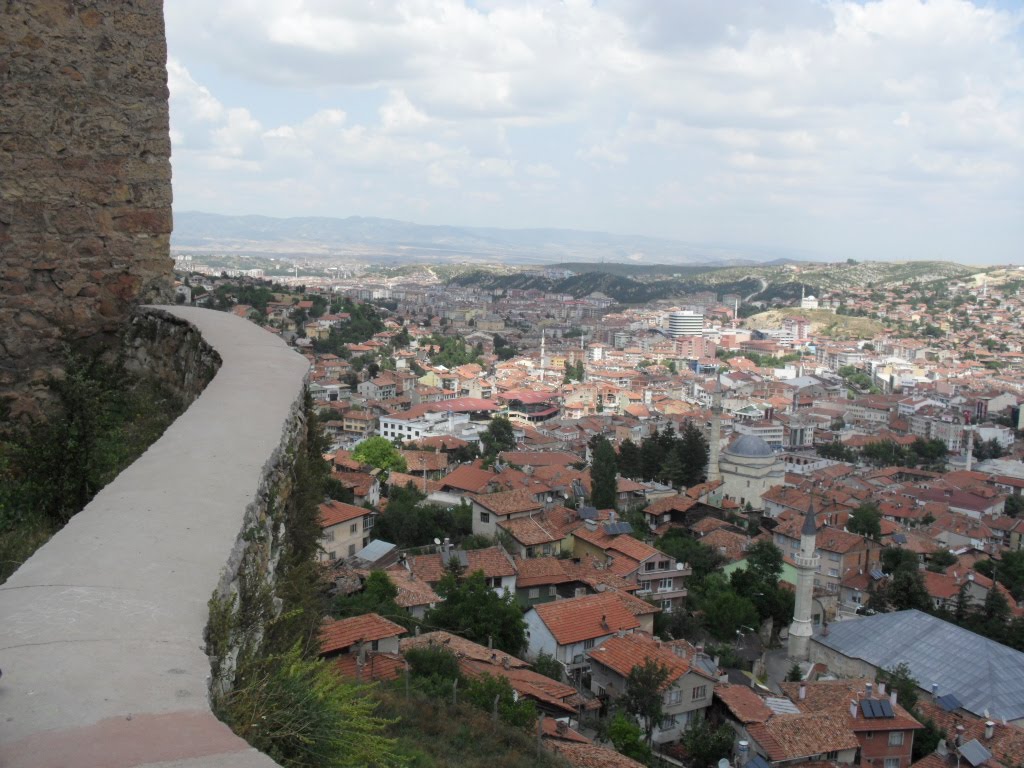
[539,330,546,385]
[788,499,819,660]
[707,376,722,483]
[964,425,974,472]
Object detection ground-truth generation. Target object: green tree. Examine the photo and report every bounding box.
[786,663,802,682]
[679,421,710,488]
[879,662,919,711]
[622,658,671,745]
[848,502,882,540]
[589,436,619,510]
[681,718,736,768]
[926,550,957,573]
[331,571,410,630]
[463,672,537,729]
[352,436,407,473]
[532,652,563,682]
[617,438,643,480]
[656,529,726,588]
[607,712,652,763]
[698,575,759,641]
[425,570,527,655]
[480,416,516,462]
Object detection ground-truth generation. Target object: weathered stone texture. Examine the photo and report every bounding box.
[0,0,174,415]
[125,308,222,405]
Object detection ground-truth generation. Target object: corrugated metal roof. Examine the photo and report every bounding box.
[813,609,1024,722]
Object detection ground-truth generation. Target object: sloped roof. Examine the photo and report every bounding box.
[532,591,640,645]
[319,499,371,528]
[586,632,699,687]
[747,710,860,761]
[715,683,773,724]
[813,609,1024,722]
[319,613,407,655]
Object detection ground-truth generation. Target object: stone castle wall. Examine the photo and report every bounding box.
[0,0,173,415]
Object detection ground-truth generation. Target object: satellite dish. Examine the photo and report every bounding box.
[433,538,441,546]
[719,759,732,768]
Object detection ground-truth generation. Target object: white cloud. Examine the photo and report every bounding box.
[164,0,1024,261]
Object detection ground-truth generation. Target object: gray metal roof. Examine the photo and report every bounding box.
[813,609,1024,722]
[726,434,775,458]
[959,740,992,767]
[353,539,395,563]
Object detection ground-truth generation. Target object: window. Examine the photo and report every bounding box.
[324,530,335,541]
[480,511,490,523]
[692,685,707,700]
[329,551,338,561]
[529,588,540,599]
[659,578,674,591]
[583,638,595,650]
[658,560,669,570]
[829,568,839,577]
[660,600,672,611]
[363,516,374,529]
[645,562,656,572]
[825,752,839,760]
[350,523,358,534]
[889,732,905,747]
[348,543,356,556]
[830,552,842,562]
[665,689,683,706]
[548,586,557,596]
[638,581,651,592]
[885,759,900,768]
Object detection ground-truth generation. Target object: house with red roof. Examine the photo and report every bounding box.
[320,613,408,683]
[587,632,719,744]
[524,591,640,676]
[319,499,377,563]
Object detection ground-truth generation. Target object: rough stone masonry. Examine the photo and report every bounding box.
[0,0,174,416]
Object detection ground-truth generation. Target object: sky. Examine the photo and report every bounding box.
[164,0,1024,264]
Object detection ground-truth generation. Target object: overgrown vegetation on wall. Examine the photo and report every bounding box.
[206,397,405,767]
[0,349,185,583]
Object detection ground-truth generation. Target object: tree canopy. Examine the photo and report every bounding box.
[622,658,671,744]
[352,436,407,473]
[589,435,619,510]
[425,570,527,655]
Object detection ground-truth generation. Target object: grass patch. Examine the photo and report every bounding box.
[375,686,569,768]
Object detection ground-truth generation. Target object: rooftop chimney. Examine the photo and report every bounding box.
[799,684,806,700]
[932,683,939,700]
[866,682,873,698]
[985,721,995,740]
[890,691,898,707]
[502,656,511,670]
[850,699,858,719]
[878,682,886,696]
[600,614,609,630]
[955,725,965,746]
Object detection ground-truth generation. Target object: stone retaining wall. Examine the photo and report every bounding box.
[0,307,308,768]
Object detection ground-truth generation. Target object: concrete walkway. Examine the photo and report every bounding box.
[0,307,307,768]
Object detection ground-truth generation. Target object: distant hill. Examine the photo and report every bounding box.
[171,211,798,266]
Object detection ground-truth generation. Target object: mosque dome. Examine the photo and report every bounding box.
[724,434,775,458]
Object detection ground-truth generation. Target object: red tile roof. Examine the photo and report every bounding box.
[587,632,700,687]
[545,739,646,768]
[319,613,407,655]
[319,499,371,528]
[747,710,861,761]
[334,651,405,682]
[532,591,640,645]
[715,683,773,724]
[440,464,496,493]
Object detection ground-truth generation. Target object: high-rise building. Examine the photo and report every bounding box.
[668,310,703,338]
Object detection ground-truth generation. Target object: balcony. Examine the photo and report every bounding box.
[0,307,307,768]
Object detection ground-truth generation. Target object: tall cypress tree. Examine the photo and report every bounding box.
[590,436,619,510]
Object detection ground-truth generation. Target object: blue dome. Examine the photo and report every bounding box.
[725,434,774,458]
